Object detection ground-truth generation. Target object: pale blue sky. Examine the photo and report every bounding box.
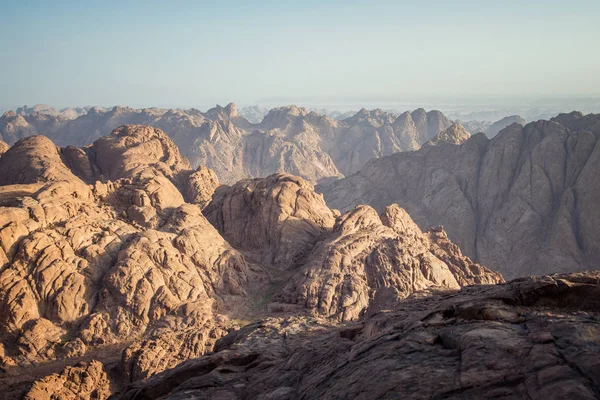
[1,0,599,108]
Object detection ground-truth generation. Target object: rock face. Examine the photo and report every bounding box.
[204,174,337,268]
[0,104,452,184]
[89,124,191,182]
[0,135,87,186]
[182,166,220,208]
[0,140,9,155]
[279,204,502,321]
[320,114,600,279]
[117,272,600,400]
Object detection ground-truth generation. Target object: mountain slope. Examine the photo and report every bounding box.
[319,113,600,279]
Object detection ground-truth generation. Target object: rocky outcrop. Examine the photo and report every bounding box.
[279,204,502,321]
[0,135,87,187]
[117,272,600,400]
[0,140,9,155]
[320,115,600,279]
[425,122,471,146]
[204,174,337,267]
[120,317,235,383]
[24,360,111,400]
[203,174,502,321]
[90,124,191,182]
[182,166,220,208]
[551,111,600,135]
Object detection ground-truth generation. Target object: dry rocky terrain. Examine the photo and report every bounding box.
[0,125,520,399]
[0,113,598,399]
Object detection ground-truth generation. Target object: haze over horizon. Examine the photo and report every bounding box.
[1,0,599,110]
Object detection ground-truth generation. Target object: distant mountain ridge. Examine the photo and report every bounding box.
[0,103,452,184]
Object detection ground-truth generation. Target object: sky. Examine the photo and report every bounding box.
[1,0,599,109]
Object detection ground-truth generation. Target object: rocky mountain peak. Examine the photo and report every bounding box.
[485,115,526,137]
[205,102,239,120]
[108,106,134,116]
[225,102,237,116]
[344,108,395,126]
[410,107,427,121]
[204,173,337,267]
[259,105,309,130]
[0,135,86,186]
[551,111,600,134]
[87,106,106,115]
[426,122,471,146]
[90,124,191,182]
[15,104,56,115]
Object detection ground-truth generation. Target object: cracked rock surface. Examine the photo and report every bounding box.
[117,272,600,400]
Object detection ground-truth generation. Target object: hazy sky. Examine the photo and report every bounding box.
[1,0,599,108]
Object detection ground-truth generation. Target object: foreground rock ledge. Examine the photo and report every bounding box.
[115,272,600,400]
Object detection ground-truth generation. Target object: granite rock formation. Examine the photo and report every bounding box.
[320,113,600,279]
[116,272,600,400]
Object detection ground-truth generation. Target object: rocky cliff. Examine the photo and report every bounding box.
[320,113,600,279]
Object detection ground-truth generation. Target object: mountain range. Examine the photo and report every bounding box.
[0,103,471,185]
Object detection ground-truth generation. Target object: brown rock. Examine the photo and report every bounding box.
[24,360,111,400]
[90,124,191,183]
[204,173,337,267]
[0,135,88,189]
[183,165,219,208]
[425,122,471,146]
[0,140,9,155]
[117,272,600,400]
[280,204,502,321]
